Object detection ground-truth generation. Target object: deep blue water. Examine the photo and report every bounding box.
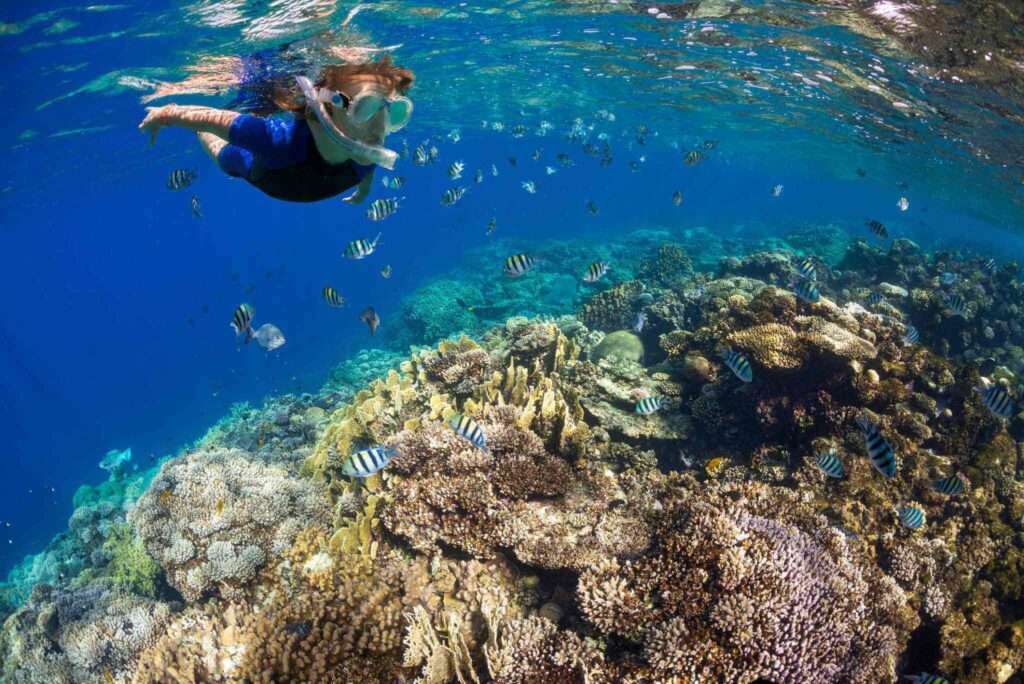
[2,0,1023,575]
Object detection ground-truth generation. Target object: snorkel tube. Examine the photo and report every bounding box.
[295,75,399,170]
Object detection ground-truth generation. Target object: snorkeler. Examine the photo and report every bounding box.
[138,56,414,203]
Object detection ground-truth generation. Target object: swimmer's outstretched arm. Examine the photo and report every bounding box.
[139,105,239,144]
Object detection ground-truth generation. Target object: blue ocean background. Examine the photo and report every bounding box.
[2,0,1023,578]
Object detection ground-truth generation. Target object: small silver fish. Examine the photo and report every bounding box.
[190,195,202,218]
[252,323,285,351]
[672,190,683,206]
[447,129,461,143]
[475,169,484,184]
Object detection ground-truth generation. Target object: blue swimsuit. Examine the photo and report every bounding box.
[217,114,375,203]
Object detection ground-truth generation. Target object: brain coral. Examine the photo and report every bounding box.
[129,447,331,602]
[577,483,915,683]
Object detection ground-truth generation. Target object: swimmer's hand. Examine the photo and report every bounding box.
[343,171,374,204]
[342,188,369,204]
[139,105,176,145]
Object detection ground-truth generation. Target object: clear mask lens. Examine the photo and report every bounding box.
[351,94,413,131]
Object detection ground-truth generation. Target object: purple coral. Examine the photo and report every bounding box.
[578,486,913,683]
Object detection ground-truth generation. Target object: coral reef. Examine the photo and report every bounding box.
[3,234,1023,684]
[579,482,916,682]
[129,447,331,602]
[102,523,161,598]
[0,579,176,683]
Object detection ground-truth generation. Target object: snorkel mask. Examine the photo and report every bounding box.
[295,76,400,170]
[319,89,413,132]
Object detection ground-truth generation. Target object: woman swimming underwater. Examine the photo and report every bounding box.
[139,56,414,203]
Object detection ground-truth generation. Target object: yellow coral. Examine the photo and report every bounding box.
[705,457,728,477]
[728,323,805,370]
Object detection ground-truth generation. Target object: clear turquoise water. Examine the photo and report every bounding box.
[1,0,1022,576]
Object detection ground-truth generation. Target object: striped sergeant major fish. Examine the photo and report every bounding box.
[449,414,486,450]
[230,303,254,342]
[167,168,196,190]
[684,150,703,166]
[475,168,484,184]
[898,505,925,530]
[380,176,405,190]
[772,184,784,198]
[413,145,429,165]
[521,180,536,194]
[441,187,466,206]
[902,325,920,345]
[974,382,1015,419]
[903,674,951,684]
[448,160,464,179]
[815,449,845,478]
[672,190,683,206]
[322,286,345,308]
[933,472,965,496]
[190,195,202,219]
[982,257,997,275]
[866,219,888,238]
[943,293,970,318]
[583,261,610,283]
[855,415,897,478]
[635,396,666,416]
[367,197,401,222]
[720,349,753,383]
[897,196,910,211]
[866,292,886,307]
[503,253,536,278]
[341,446,396,478]
[796,256,816,281]
[792,278,820,304]
[344,233,382,259]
